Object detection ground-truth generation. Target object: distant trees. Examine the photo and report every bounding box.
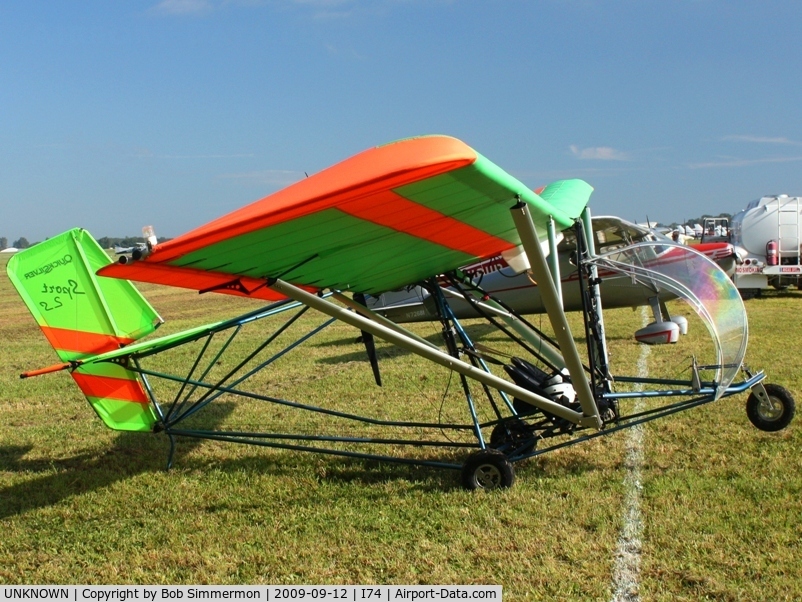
[96,236,171,249]
[0,235,170,252]
[96,236,142,250]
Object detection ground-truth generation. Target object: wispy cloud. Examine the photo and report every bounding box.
[325,43,366,59]
[148,0,416,19]
[217,169,305,186]
[570,145,629,161]
[131,148,256,159]
[292,0,354,7]
[160,153,255,159]
[295,0,361,20]
[150,0,214,15]
[688,155,802,169]
[722,135,802,145]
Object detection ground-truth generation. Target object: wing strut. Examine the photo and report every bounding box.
[267,279,594,426]
[509,199,602,429]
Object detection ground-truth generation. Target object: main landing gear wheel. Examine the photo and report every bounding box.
[461,449,515,490]
[746,383,796,432]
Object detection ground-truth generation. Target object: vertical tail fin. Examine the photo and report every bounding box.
[7,229,163,431]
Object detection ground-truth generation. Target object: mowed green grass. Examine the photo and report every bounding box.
[1,253,800,600]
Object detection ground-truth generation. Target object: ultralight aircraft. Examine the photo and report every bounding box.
[8,135,795,489]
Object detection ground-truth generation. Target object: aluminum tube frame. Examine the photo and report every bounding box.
[331,291,439,350]
[438,286,565,369]
[481,297,567,371]
[439,286,513,318]
[581,206,610,374]
[510,201,601,428]
[268,278,586,424]
[547,216,563,309]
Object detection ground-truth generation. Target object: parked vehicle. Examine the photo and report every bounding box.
[727,195,802,296]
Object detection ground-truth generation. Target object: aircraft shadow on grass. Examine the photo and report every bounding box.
[0,403,236,520]
[2,398,561,511]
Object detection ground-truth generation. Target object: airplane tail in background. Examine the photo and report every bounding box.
[7,228,163,432]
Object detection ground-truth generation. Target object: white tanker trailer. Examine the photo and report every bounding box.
[729,194,802,297]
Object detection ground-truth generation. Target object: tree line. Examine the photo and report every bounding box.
[95,236,171,249]
[0,237,29,250]
[1,236,170,251]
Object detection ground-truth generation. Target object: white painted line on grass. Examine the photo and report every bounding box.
[610,307,651,602]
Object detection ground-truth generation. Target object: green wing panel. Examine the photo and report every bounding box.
[395,157,591,238]
[535,178,595,225]
[172,211,475,295]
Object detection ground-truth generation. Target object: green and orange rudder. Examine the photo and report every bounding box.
[7,229,163,431]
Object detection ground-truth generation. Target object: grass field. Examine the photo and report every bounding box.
[1,253,800,600]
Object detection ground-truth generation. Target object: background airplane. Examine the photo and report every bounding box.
[367,215,738,327]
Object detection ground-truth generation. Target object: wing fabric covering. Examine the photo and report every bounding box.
[99,135,593,297]
[7,229,162,431]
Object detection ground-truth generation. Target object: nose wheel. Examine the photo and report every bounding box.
[747,383,795,432]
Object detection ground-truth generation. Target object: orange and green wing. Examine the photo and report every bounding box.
[7,229,163,431]
[99,135,593,298]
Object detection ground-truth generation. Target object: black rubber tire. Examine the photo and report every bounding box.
[461,449,515,490]
[746,383,796,432]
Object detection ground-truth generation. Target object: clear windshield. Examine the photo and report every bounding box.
[586,242,747,397]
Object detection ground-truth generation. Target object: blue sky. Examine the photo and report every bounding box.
[2,0,802,243]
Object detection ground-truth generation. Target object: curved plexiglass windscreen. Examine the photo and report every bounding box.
[586,242,747,397]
